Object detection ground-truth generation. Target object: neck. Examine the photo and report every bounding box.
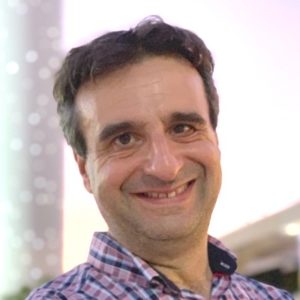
[111,230,213,298]
[148,235,212,298]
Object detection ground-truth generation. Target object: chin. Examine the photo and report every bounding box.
[136,217,205,242]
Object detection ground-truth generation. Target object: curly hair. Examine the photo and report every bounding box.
[53,16,219,157]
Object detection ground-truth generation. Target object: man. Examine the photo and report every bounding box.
[27,17,293,299]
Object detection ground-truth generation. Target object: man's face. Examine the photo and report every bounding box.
[74,56,221,245]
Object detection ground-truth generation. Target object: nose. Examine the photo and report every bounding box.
[143,134,183,182]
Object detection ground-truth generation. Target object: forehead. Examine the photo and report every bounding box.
[75,56,210,127]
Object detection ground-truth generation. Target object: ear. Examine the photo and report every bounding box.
[73,151,93,193]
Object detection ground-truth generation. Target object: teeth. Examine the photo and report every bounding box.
[167,191,176,198]
[144,183,188,199]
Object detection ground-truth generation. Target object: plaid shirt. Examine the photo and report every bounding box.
[27,232,293,299]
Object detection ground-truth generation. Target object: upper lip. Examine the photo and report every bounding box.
[130,179,195,195]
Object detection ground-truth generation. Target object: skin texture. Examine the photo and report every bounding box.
[74,56,222,297]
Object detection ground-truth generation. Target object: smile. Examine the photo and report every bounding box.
[142,184,188,199]
[136,180,195,200]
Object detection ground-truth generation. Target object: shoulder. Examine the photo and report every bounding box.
[25,263,118,300]
[26,288,117,300]
[231,272,294,299]
[26,288,70,300]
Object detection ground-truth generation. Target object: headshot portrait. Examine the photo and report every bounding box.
[1,1,299,299]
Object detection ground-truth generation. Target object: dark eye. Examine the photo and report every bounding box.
[172,124,194,135]
[115,133,133,145]
[113,132,144,149]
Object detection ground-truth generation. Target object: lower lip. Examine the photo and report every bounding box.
[132,180,195,206]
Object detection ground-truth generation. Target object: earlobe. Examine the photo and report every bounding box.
[73,151,93,193]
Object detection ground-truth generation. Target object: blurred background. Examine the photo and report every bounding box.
[1,0,299,298]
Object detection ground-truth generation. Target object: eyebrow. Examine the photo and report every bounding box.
[99,121,142,142]
[169,112,207,125]
[98,112,206,142]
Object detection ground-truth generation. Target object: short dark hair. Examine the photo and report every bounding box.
[53,16,219,157]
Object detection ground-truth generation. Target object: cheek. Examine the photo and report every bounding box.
[94,158,138,194]
[184,141,221,168]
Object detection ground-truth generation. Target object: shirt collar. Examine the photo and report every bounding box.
[87,232,157,287]
[87,232,237,284]
[207,235,237,275]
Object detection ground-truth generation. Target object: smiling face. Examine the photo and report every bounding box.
[74,56,221,247]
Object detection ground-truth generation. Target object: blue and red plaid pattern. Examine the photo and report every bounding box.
[27,232,293,299]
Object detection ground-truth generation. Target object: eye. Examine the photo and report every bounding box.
[172,124,195,135]
[114,132,137,147]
